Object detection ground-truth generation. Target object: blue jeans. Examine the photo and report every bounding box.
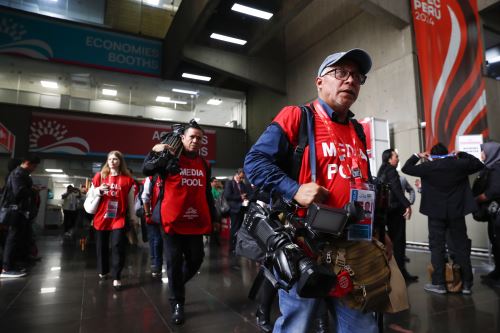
[146,223,163,270]
[273,283,378,333]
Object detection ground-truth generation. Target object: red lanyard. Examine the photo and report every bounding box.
[313,100,365,181]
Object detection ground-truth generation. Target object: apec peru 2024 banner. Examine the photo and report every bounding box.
[411,0,488,150]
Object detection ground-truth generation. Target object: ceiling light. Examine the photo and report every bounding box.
[207,98,222,106]
[156,96,170,103]
[143,0,159,6]
[102,89,117,96]
[155,96,188,105]
[194,118,200,122]
[210,33,247,45]
[51,174,68,178]
[41,80,58,89]
[45,168,63,173]
[167,100,187,105]
[231,3,273,20]
[182,73,211,82]
[172,88,198,95]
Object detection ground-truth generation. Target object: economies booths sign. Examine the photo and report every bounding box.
[0,10,161,77]
[411,0,488,150]
[28,112,216,162]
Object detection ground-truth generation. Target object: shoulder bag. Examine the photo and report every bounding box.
[84,175,102,214]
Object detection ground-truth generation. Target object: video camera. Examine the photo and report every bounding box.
[243,200,363,298]
[143,123,185,175]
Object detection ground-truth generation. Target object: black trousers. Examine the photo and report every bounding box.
[229,210,244,253]
[163,233,204,306]
[95,228,126,279]
[63,210,77,232]
[488,214,500,270]
[387,208,407,272]
[428,217,473,286]
[2,212,28,271]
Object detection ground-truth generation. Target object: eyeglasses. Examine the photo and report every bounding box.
[323,68,367,85]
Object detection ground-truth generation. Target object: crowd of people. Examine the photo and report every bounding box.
[2,48,500,333]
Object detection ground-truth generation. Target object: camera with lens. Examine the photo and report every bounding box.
[143,123,185,175]
[488,201,500,217]
[243,202,337,298]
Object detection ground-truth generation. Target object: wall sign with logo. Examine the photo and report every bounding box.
[0,10,161,77]
[28,112,216,162]
[0,122,15,155]
[411,0,488,150]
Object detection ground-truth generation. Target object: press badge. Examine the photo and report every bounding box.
[104,200,119,219]
[347,182,375,241]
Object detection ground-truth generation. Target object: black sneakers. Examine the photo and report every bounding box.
[172,303,185,325]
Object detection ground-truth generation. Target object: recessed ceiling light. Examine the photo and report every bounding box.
[155,96,187,105]
[194,117,200,122]
[41,80,58,89]
[210,33,247,45]
[207,98,222,106]
[143,0,159,6]
[231,3,273,20]
[156,96,170,103]
[45,168,63,173]
[102,89,117,96]
[51,174,68,178]
[182,73,211,82]
[172,88,198,95]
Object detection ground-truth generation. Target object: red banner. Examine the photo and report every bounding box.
[0,122,15,154]
[411,0,488,150]
[29,113,216,161]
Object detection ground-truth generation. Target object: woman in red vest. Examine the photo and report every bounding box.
[89,150,135,290]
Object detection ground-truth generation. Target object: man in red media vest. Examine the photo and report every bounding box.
[142,120,215,325]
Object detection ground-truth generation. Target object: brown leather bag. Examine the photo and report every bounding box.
[318,239,391,312]
[427,259,463,293]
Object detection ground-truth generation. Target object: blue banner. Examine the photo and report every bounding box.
[0,10,162,76]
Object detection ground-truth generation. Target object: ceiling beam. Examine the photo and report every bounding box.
[161,0,221,79]
[182,44,286,94]
[353,0,410,29]
[247,0,314,56]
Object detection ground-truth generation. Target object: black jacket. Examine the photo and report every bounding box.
[5,166,35,215]
[224,179,250,214]
[377,164,411,211]
[402,153,484,219]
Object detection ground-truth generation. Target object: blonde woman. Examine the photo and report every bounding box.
[87,151,135,290]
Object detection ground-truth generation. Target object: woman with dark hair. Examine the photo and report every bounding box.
[476,141,500,284]
[377,149,416,282]
[86,150,136,290]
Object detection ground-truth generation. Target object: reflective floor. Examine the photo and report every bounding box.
[1,231,499,333]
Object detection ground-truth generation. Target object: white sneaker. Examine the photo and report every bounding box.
[113,279,122,290]
[0,270,28,278]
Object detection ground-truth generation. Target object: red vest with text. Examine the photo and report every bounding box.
[273,101,369,209]
[161,155,212,234]
[92,172,134,231]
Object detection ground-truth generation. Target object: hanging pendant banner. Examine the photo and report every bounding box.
[411,0,488,150]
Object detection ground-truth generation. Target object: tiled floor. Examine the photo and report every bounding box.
[1,232,499,333]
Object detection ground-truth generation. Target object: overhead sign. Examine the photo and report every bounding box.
[0,122,15,154]
[28,113,216,162]
[411,0,488,150]
[0,10,161,77]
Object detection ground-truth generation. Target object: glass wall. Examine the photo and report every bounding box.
[0,55,246,128]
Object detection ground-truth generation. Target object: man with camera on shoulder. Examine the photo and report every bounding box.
[142,120,215,325]
[244,49,391,333]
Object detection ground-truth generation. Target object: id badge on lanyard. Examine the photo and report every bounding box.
[104,200,119,219]
[347,174,375,241]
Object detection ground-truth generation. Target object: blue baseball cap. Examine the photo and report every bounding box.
[317,48,372,77]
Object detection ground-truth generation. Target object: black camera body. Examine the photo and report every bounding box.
[243,202,336,298]
[143,123,185,175]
